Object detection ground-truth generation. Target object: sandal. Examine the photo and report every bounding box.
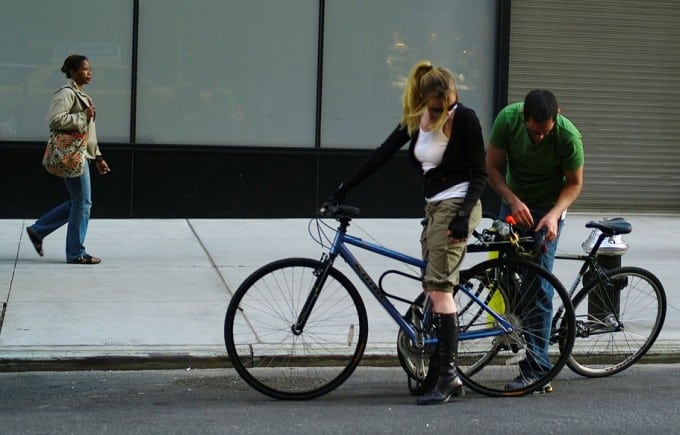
[26,227,44,257]
[67,254,102,265]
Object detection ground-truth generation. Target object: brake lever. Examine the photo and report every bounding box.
[319,200,338,217]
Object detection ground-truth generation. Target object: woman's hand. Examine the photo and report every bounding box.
[95,159,110,175]
[86,105,96,122]
[447,212,470,244]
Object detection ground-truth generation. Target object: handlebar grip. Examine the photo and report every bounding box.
[337,205,360,216]
[319,202,360,218]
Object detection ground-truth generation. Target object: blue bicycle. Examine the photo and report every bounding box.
[224,204,576,400]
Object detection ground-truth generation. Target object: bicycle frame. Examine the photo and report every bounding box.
[555,252,595,298]
[552,228,626,337]
[295,221,514,348]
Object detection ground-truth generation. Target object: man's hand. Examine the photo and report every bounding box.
[536,212,560,241]
[508,200,534,228]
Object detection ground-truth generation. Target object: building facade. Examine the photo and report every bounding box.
[1,0,678,218]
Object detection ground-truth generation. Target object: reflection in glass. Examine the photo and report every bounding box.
[0,0,132,142]
[322,0,496,149]
[136,0,318,146]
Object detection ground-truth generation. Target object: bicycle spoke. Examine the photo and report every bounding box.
[454,258,575,396]
[567,267,666,377]
[225,259,368,400]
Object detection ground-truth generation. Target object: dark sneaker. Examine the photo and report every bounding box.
[505,374,553,393]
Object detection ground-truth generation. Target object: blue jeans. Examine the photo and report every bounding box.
[29,163,92,260]
[500,203,564,376]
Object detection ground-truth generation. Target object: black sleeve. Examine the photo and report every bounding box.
[458,108,487,215]
[336,123,411,195]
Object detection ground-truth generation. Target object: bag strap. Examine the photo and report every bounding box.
[56,86,90,109]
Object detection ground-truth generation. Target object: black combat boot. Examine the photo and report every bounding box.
[416,313,464,405]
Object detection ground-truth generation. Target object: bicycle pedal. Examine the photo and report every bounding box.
[534,383,554,394]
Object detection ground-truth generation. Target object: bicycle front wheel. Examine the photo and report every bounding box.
[567,266,666,377]
[224,258,368,400]
[457,257,576,397]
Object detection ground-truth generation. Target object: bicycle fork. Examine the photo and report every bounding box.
[291,254,335,335]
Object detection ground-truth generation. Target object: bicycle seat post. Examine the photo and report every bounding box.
[588,232,608,258]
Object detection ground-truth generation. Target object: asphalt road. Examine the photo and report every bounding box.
[1,365,677,434]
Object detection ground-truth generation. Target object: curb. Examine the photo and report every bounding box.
[2,351,679,373]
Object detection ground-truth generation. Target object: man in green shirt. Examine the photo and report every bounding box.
[486,89,584,391]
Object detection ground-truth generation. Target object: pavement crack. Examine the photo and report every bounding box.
[185,219,234,299]
[0,222,23,335]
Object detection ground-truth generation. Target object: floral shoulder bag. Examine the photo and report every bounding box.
[42,89,90,178]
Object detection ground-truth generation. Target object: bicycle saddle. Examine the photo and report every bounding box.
[585,217,632,235]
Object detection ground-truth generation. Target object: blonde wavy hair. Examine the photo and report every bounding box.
[400,60,458,136]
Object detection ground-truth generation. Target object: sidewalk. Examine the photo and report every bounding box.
[1,214,679,370]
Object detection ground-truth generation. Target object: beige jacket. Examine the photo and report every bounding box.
[47,79,101,159]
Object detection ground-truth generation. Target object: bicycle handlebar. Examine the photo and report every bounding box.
[317,205,546,256]
[319,201,361,219]
[474,214,547,257]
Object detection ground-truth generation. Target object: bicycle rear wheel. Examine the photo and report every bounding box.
[224,257,368,400]
[567,266,666,377]
[396,286,513,391]
[456,257,576,397]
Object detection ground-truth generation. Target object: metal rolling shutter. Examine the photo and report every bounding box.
[507,0,680,212]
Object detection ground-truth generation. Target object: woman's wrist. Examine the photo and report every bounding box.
[95,155,104,163]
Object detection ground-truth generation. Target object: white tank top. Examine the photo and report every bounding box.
[413,104,469,202]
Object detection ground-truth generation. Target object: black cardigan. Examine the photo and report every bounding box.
[339,103,487,216]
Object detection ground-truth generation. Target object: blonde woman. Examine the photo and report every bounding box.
[330,61,487,405]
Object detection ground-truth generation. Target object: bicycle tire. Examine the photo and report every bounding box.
[455,266,513,378]
[397,293,431,386]
[456,257,576,397]
[566,266,666,378]
[224,257,368,400]
[397,277,512,387]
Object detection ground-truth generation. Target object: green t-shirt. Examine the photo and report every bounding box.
[489,102,584,208]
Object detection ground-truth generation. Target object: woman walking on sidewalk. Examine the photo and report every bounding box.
[26,54,111,265]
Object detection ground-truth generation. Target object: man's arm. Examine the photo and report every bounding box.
[536,165,584,239]
[486,144,534,226]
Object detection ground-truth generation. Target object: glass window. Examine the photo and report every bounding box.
[0,0,133,142]
[0,1,497,148]
[322,0,497,148]
[136,0,319,147]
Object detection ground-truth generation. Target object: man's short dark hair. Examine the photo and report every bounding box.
[523,90,558,123]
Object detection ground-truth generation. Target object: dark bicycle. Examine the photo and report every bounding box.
[554,218,666,377]
[477,215,667,378]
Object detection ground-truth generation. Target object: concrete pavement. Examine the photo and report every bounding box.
[1,213,679,370]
